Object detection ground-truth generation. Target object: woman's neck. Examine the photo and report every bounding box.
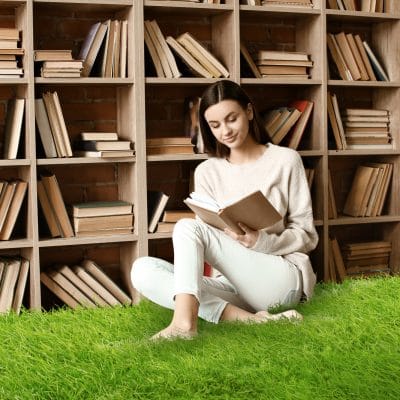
[227,142,267,165]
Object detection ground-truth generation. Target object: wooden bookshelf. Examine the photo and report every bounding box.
[1,0,400,312]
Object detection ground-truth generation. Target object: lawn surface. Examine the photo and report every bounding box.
[0,276,399,400]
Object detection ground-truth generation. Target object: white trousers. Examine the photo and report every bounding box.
[131,218,303,324]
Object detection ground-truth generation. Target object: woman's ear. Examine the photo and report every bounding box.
[247,103,254,120]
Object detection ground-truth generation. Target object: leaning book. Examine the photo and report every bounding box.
[183,190,281,235]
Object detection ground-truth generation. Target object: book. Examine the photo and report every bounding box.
[0,181,17,233]
[176,32,229,78]
[362,40,389,81]
[79,132,119,141]
[334,32,361,81]
[35,98,57,158]
[330,237,346,282]
[40,271,80,309]
[73,150,135,158]
[57,265,108,307]
[270,107,302,145]
[166,36,213,78]
[34,50,72,61]
[327,33,352,80]
[73,213,134,232]
[40,171,74,238]
[0,180,28,240]
[346,33,369,81]
[48,269,96,308]
[257,50,309,61]
[71,200,132,218]
[72,266,121,306]
[37,180,61,237]
[144,20,165,77]
[240,42,262,78]
[161,209,195,223]
[146,144,195,155]
[81,260,131,305]
[184,190,282,235]
[51,91,72,156]
[146,137,192,146]
[0,259,21,313]
[147,190,170,233]
[354,34,376,81]
[74,140,132,151]
[119,20,128,78]
[75,228,133,237]
[3,98,25,159]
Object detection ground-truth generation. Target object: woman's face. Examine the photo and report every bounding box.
[204,99,254,150]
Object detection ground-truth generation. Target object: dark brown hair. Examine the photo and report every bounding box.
[199,80,271,158]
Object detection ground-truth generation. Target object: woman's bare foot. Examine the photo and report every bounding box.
[151,324,197,341]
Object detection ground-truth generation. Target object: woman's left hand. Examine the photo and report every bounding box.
[224,222,259,248]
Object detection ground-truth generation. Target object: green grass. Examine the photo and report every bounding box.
[1,276,400,400]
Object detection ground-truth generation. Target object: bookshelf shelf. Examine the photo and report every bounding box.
[34,78,135,85]
[240,78,323,85]
[147,154,208,162]
[38,234,138,248]
[0,160,31,167]
[144,1,234,13]
[326,10,400,21]
[239,6,321,16]
[0,239,33,250]
[145,78,218,85]
[328,80,400,88]
[328,216,400,226]
[36,157,136,165]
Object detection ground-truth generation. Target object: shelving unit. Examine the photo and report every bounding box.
[1,0,399,311]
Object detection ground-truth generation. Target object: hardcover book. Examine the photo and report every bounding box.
[184,190,282,235]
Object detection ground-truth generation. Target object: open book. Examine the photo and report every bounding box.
[183,190,281,235]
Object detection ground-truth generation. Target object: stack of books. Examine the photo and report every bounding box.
[342,108,392,150]
[261,0,313,7]
[328,0,385,12]
[343,162,393,217]
[255,50,313,79]
[71,200,134,237]
[0,28,23,78]
[144,19,230,79]
[156,209,195,233]
[327,32,388,81]
[146,137,195,156]
[34,50,83,78]
[0,257,30,314]
[37,172,74,238]
[74,132,135,158]
[35,91,73,158]
[342,241,391,277]
[40,259,131,309]
[79,19,128,78]
[0,180,28,241]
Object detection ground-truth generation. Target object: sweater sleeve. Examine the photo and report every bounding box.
[251,153,318,256]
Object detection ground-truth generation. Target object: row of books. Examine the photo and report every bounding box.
[327,92,392,150]
[327,32,388,81]
[255,50,313,79]
[0,28,24,78]
[328,0,386,12]
[79,19,128,78]
[144,19,229,79]
[34,50,83,78]
[40,259,131,309]
[71,200,134,237]
[35,91,73,157]
[0,257,29,314]
[328,238,391,283]
[262,100,314,149]
[343,162,392,217]
[0,180,28,241]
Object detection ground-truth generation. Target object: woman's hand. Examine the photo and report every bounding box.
[224,222,259,248]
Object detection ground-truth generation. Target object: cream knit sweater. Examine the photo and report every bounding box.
[194,143,319,299]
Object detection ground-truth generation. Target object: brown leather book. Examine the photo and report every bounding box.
[184,190,282,235]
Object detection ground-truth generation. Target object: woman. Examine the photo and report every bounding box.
[131,80,318,340]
